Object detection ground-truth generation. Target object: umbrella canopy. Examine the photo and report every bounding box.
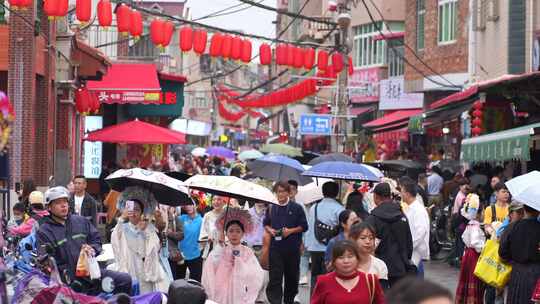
[238,149,264,162]
[295,178,332,205]
[302,161,382,182]
[505,171,540,211]
[165,171,193,181]
[308,153,354,165]
[106,168,191,206]
[260,143,302,157]
[206,146,235,159]
[184,175,278,205]
[248,154,312,185]
[84,119,186,144]
[191,147,207,157]
[368,160,424,170]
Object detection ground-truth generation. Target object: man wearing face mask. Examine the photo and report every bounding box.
[9,191,49,237]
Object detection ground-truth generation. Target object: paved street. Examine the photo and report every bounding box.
[296,260,460,303]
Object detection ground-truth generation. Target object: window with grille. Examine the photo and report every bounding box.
[438,0,458,43]
[387,39,405,77]
[352,22,386,68]
[417,0,426,50]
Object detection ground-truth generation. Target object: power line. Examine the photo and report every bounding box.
[359,0,461,89]
[365,0,459,88]
[192,0,263,21]
[236,0,337,26]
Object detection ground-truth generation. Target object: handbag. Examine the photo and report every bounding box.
[314,202,338,246]
[473,239,512,289]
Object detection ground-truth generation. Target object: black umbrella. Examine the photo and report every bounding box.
[165,171,193,182]
[308,153,354,165]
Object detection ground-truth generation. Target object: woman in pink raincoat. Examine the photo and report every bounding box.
[202,208,264,304]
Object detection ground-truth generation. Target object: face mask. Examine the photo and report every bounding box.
[13,215,23,222]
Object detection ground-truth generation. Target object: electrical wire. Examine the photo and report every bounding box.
[192,0,264,22]
[366,0,459,88]
[359,0,461,89]
[236,0,336,26]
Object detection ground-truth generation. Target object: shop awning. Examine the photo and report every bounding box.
[349,107,375,116]
[460,122,540,162]
[86,63,161,104]
[364,109,422,128]
[71,38,111,81]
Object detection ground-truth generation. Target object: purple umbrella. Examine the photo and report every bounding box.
[206,146,235,159]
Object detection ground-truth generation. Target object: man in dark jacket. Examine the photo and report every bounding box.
[69,175,98,226]
[37,186,131,295]
[366,182,414,287]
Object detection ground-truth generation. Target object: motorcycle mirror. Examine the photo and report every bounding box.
[102,276,115,293]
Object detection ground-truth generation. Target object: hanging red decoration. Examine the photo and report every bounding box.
[259,43,271,65]
[231,36,242,61]
[150,19,165,47]
[89,92,100,114]
[332,53,344,73]
[57,0,68,18]
[209,33,223,57]
[162,21,175,48]
[473,100,483,110]
[115,3,131,36]
[240,39,252,64]
[317,50,329,71]
[221,35,233,59]
[286,45,295,67]
[472,126,482,136]
[472,109,483,118]
[276,44,287,66]
[472,117,482,127]
[348,56,353,75]
[76,0,91,24]
[179,26,193,52]
[193,30,207,55]
[293,47,304,69]
[75,87,91,115]
[129,10,143,40]
[7,0,20,10]
[304,48,315,70]
[44,0,60,20]
[97,0,112,28]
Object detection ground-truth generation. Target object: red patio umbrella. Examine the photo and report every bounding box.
[84,119,186,144]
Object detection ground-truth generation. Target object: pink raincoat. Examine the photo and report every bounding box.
[9,210,49,237]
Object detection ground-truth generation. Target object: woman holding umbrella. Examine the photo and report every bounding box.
[110,186,171,293]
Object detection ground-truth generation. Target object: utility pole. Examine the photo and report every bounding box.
[332,1,352,153]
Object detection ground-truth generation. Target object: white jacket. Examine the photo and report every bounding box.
[404,199,431,265]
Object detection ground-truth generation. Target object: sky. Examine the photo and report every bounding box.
[186,0,277,41]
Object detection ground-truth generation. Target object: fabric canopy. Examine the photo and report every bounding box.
[86,63,161,104]
[460,122,540,162]
[364,109,422,128]
[84,119,186,144]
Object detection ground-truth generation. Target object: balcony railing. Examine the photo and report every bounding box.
[300,16,334,41]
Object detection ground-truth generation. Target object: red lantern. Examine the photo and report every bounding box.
[8,0,21,10]
[44,0,60,20]
[293,47,304,69]
[348,56,353,76]
[57,0,68,18]
[304,48,315,70]
[472,117,482,127]
[115,3,131,36]
[193,30,207,55]
[332,53,344,73]
[179,26,193,52]
[473,100,483,110]
[129,9,143,40]
[317,50,329,71]
[241,39,252,64]
[231,36,242,61]
[472,109,483,118]
[472,126,482,136]
[286,45,295,67]
[18,0,32,9]
[75,87,90,115]
[276,44,287,66]
[97,0,112,27]
[150,19,165,47]
[221,35,233,59]
[259,43,271,65]
[209,33,223,57]
[162,21,174,48]
[76,0,91,24]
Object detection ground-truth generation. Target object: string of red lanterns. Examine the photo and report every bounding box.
[217,99,262,121]
[75,87,100,115]
[471,100,483,136]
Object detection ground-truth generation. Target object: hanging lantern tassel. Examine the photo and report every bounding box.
[129,9,143,41]
[97,0,112,29]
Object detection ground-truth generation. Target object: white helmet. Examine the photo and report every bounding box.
[44,186,70,205]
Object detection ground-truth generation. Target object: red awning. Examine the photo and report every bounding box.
[349,107,375,116]
[373,127,409,142]
[86,63,162,104]
[84,119,186,144]
[364,109,422,128]
[429,72,540,110]
[158,72,188,83]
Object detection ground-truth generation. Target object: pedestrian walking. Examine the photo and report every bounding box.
[427,166,444,206]
[199,195,227,258]
[311,240,385,304]
[166,207,184,280]
[349,222,389,286]
[324,210,359,267]
[177,204,204,282]
[366,182,413,287]
[305,181,345,293]
[264,181,308,304]
[69,175,98,226]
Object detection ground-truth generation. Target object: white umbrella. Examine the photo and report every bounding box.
[191,147,207,157]
[505,171,540,211]
[106,168,191,206]
[184,175,278,205]
[295,178,333,205]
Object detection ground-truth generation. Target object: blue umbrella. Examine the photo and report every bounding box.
[308,153,354,165]
[206,146,235,159]
[248,154,312,185]
[302,161,382,182]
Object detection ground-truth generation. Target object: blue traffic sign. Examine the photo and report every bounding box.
[299,114,332,135]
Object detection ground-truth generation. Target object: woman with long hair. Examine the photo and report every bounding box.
[311,240,385,304]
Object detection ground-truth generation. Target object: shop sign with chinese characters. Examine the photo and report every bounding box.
[348,67,380,103]
[83,116,103,178]
[95,91,177,104]
[379,76,424,110]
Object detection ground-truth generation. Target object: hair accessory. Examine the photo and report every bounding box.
[216,208,254,234]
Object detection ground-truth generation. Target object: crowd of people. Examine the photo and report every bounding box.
[6,153,540,304]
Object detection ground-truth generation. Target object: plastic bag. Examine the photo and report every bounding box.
[76,250,89,277]
[473,239,512,288]
[87,255,101,280]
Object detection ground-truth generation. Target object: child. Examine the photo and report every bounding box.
[455,193,486,304]
[7,203,28,231]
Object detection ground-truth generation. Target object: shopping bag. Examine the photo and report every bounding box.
[532,278,540,302]
[473,239,512,289]
[87,255,102,280]
[76,250,89,277]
